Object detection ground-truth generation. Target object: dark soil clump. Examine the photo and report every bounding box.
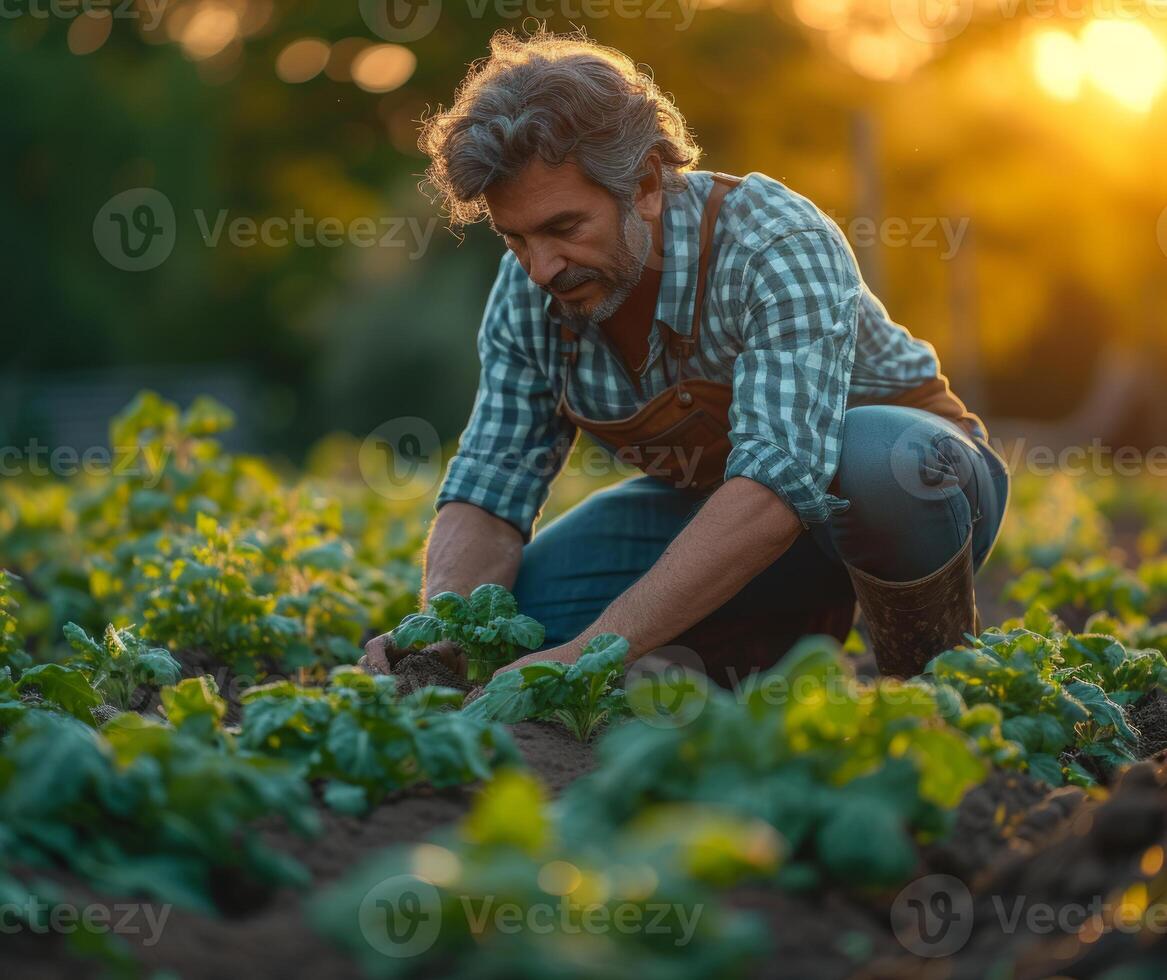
[392,651,473,698]
[1130,688,1167,759]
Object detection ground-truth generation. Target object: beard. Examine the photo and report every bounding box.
[550,204,653,330]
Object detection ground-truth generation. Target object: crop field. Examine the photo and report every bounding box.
[3,391,1167,979]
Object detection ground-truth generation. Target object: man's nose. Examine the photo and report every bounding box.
[525,241,567,291]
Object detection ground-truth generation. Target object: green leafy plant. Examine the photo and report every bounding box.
[0,570,31,674]
[0,709,319,913]
[62,621,181,710]
[239,666,521,814]
[310,769,771,979]
[393,584,544,684]
[1006,557,1167,625]
[464,632,630,740]
[560,638,991,891]
[923,619,1153,785]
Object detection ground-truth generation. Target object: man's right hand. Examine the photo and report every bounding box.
[358,633,468,678]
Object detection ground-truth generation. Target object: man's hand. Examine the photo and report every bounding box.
[492,641,582,678]
[358,634,468,677]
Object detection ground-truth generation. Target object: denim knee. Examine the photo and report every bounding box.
[824,406,978,580]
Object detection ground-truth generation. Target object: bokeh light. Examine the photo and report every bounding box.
[351,44,417,94]
[1030,29,1084,103]
[275,38,331,84]
[1080,19,1167,113]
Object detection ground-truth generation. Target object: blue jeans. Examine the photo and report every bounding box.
[512,405,1011,685]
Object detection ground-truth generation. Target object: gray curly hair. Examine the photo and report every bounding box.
[417,26,703,227]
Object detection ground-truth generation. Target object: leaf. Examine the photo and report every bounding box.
[462,670,537,724]
[816,795,917,888]
[1001,716,1044,753]
[460,769,549,854]
[161,676,227,735]
[429,592,471,622]
[497,615,545,651]
[295,540,351,571]
[393,614,441,649]
[566,633,629,681]
[897,728,987,809]
[62,622,103,660]
[1026,753,1065,786]
[399,686,465,711]
[180,395,236,436]
[132,649,182,687]
[325,713,383,781]
[322,781,369,816]
[468,584,518,623]
[1064,680,1137,743]
[17,664,102,723]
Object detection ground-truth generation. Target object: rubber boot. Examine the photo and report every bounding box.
[843,528,980,678]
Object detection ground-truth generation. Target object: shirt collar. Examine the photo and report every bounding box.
[544,171,709,342]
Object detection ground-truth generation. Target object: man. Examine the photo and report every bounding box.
[362,28,1010,687]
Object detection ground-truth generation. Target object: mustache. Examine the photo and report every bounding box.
[550,269,602,292]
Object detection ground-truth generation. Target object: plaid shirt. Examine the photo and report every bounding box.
[436,169,973,542]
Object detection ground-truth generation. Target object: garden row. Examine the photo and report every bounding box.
[2,392,1167,978]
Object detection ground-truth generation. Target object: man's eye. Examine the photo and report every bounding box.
[554,222,581,236]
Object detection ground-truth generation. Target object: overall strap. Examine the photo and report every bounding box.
[671,172,743,382]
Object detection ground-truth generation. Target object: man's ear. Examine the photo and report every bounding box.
[632,151,664,223]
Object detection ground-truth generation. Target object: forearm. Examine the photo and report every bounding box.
[420,501,524,602]
[584,477,803,658]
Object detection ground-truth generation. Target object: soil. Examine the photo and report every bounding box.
[10,635,1167,978]
[392,651,473,699]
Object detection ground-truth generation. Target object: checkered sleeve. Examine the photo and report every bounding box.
[434,253,578,543]
[725,227,861,527]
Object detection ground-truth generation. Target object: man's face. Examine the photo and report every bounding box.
[484,157,656,328]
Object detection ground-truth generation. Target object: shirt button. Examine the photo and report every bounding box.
[677,390,693,407]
